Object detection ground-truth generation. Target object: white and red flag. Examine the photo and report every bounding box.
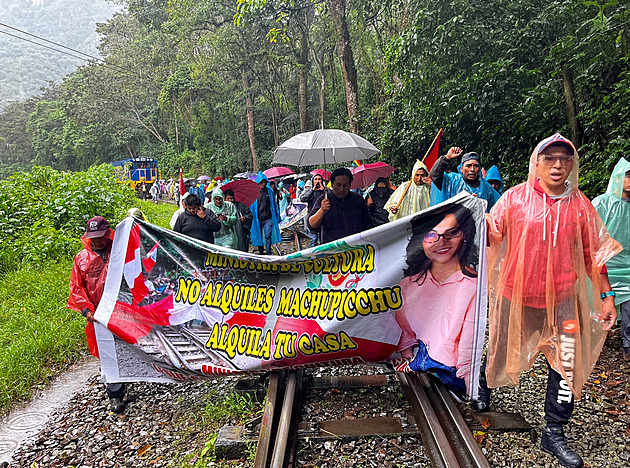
[123,224,149,305]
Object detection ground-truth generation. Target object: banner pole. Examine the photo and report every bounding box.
[394,128,442,211]
[421,128,443,164]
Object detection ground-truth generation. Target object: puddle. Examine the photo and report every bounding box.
[0,356,100,464]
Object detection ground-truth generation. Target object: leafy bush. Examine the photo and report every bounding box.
[0,164,135,272]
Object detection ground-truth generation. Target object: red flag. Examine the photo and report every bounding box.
[422,128,443,171]
[179,168,185,197]
[124,224,149,305]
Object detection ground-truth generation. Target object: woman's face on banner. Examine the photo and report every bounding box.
[422,213,464,266]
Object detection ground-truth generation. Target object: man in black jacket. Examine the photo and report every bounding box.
[173,194,221,243]
[308,168,373,244]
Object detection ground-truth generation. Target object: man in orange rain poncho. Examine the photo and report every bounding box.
[481,134,621,468]
[67,216,126,414]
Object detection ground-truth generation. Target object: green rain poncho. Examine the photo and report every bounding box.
[383,160,431,221]
[593,157,630,305]
[205,188,238,249]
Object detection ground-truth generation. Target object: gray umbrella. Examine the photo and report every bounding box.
[272,129,380,167]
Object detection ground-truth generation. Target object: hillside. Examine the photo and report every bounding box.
[0,0,121,111]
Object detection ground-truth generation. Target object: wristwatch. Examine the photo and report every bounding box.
[601,291,616,300]
[81,308,91,317]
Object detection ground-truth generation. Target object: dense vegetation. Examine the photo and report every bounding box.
[0,0,120,111]
[0,165,175,411]
[1,0,629,196]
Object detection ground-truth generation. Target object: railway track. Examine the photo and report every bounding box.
[247,368,492,468]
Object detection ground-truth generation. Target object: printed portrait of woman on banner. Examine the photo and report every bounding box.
[395,203,479,398]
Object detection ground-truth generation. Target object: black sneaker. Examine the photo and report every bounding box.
[470,372,491,412]
[540,426,584,468]
[109,397,126,414]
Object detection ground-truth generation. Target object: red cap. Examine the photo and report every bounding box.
[85,216,110,238]
[538,133,574,155]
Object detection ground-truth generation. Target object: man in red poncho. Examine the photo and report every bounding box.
[478,134,621,468]
[67,216,126,414]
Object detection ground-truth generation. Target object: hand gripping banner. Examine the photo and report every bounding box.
[94,192,488,400]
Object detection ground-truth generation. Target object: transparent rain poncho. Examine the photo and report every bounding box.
[485,134,622,398]
[205,187,238,249]
[593,157,630,305]
[383,160,431,221]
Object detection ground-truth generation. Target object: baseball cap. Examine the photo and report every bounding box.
[461,152,480,164]
[85,216,110,238]
[538,133,574,155]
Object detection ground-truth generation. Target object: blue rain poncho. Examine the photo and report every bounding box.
[593,157,630,305]
[430,160,500,212]
[278,181,290,216]
[205,187,238,249]
[250,172,282,248]
[485,165,504,194]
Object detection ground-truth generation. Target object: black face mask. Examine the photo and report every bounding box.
[374,185,387,196]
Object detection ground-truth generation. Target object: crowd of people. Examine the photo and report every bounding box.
[67,134,630,468]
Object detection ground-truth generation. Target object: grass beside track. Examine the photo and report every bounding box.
[134,199,178,228]
[0,259,85,413]
[0,200,176,414]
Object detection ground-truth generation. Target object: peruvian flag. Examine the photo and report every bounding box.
[422,128,443,171]
[123,224,149,305]
[142,242,160,273]
[179,168,185,201]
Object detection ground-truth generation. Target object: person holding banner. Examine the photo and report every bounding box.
[67,216,127,414]
[394,204,478,398]
[173,194,222,244]
[482,134,621,468]
[430,148,500,212]
[308,167,373,244]
[384,160,431,221]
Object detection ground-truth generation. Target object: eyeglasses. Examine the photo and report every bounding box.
[423,227,463,243]
[539,155,574,166]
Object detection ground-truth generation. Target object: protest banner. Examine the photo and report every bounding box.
[94,192,487,399]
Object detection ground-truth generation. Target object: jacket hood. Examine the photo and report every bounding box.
[528,133,579,192]
[255,172,269,184]
[485,165,504,191]
[411,160,428,178]
[605,157,630,199]
[211,187,225,200]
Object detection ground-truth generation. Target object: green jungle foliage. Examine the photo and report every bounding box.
[0,0,629,197]
[0,164,135,273]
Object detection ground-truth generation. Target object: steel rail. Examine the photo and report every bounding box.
[399,372,491,468]
[253,369,491,468]
[253,372,283,468]
[398,372,459,468]
[270,371,302,468]
[431,376,491,468]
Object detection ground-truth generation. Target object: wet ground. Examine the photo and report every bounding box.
[0,357,100,465]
